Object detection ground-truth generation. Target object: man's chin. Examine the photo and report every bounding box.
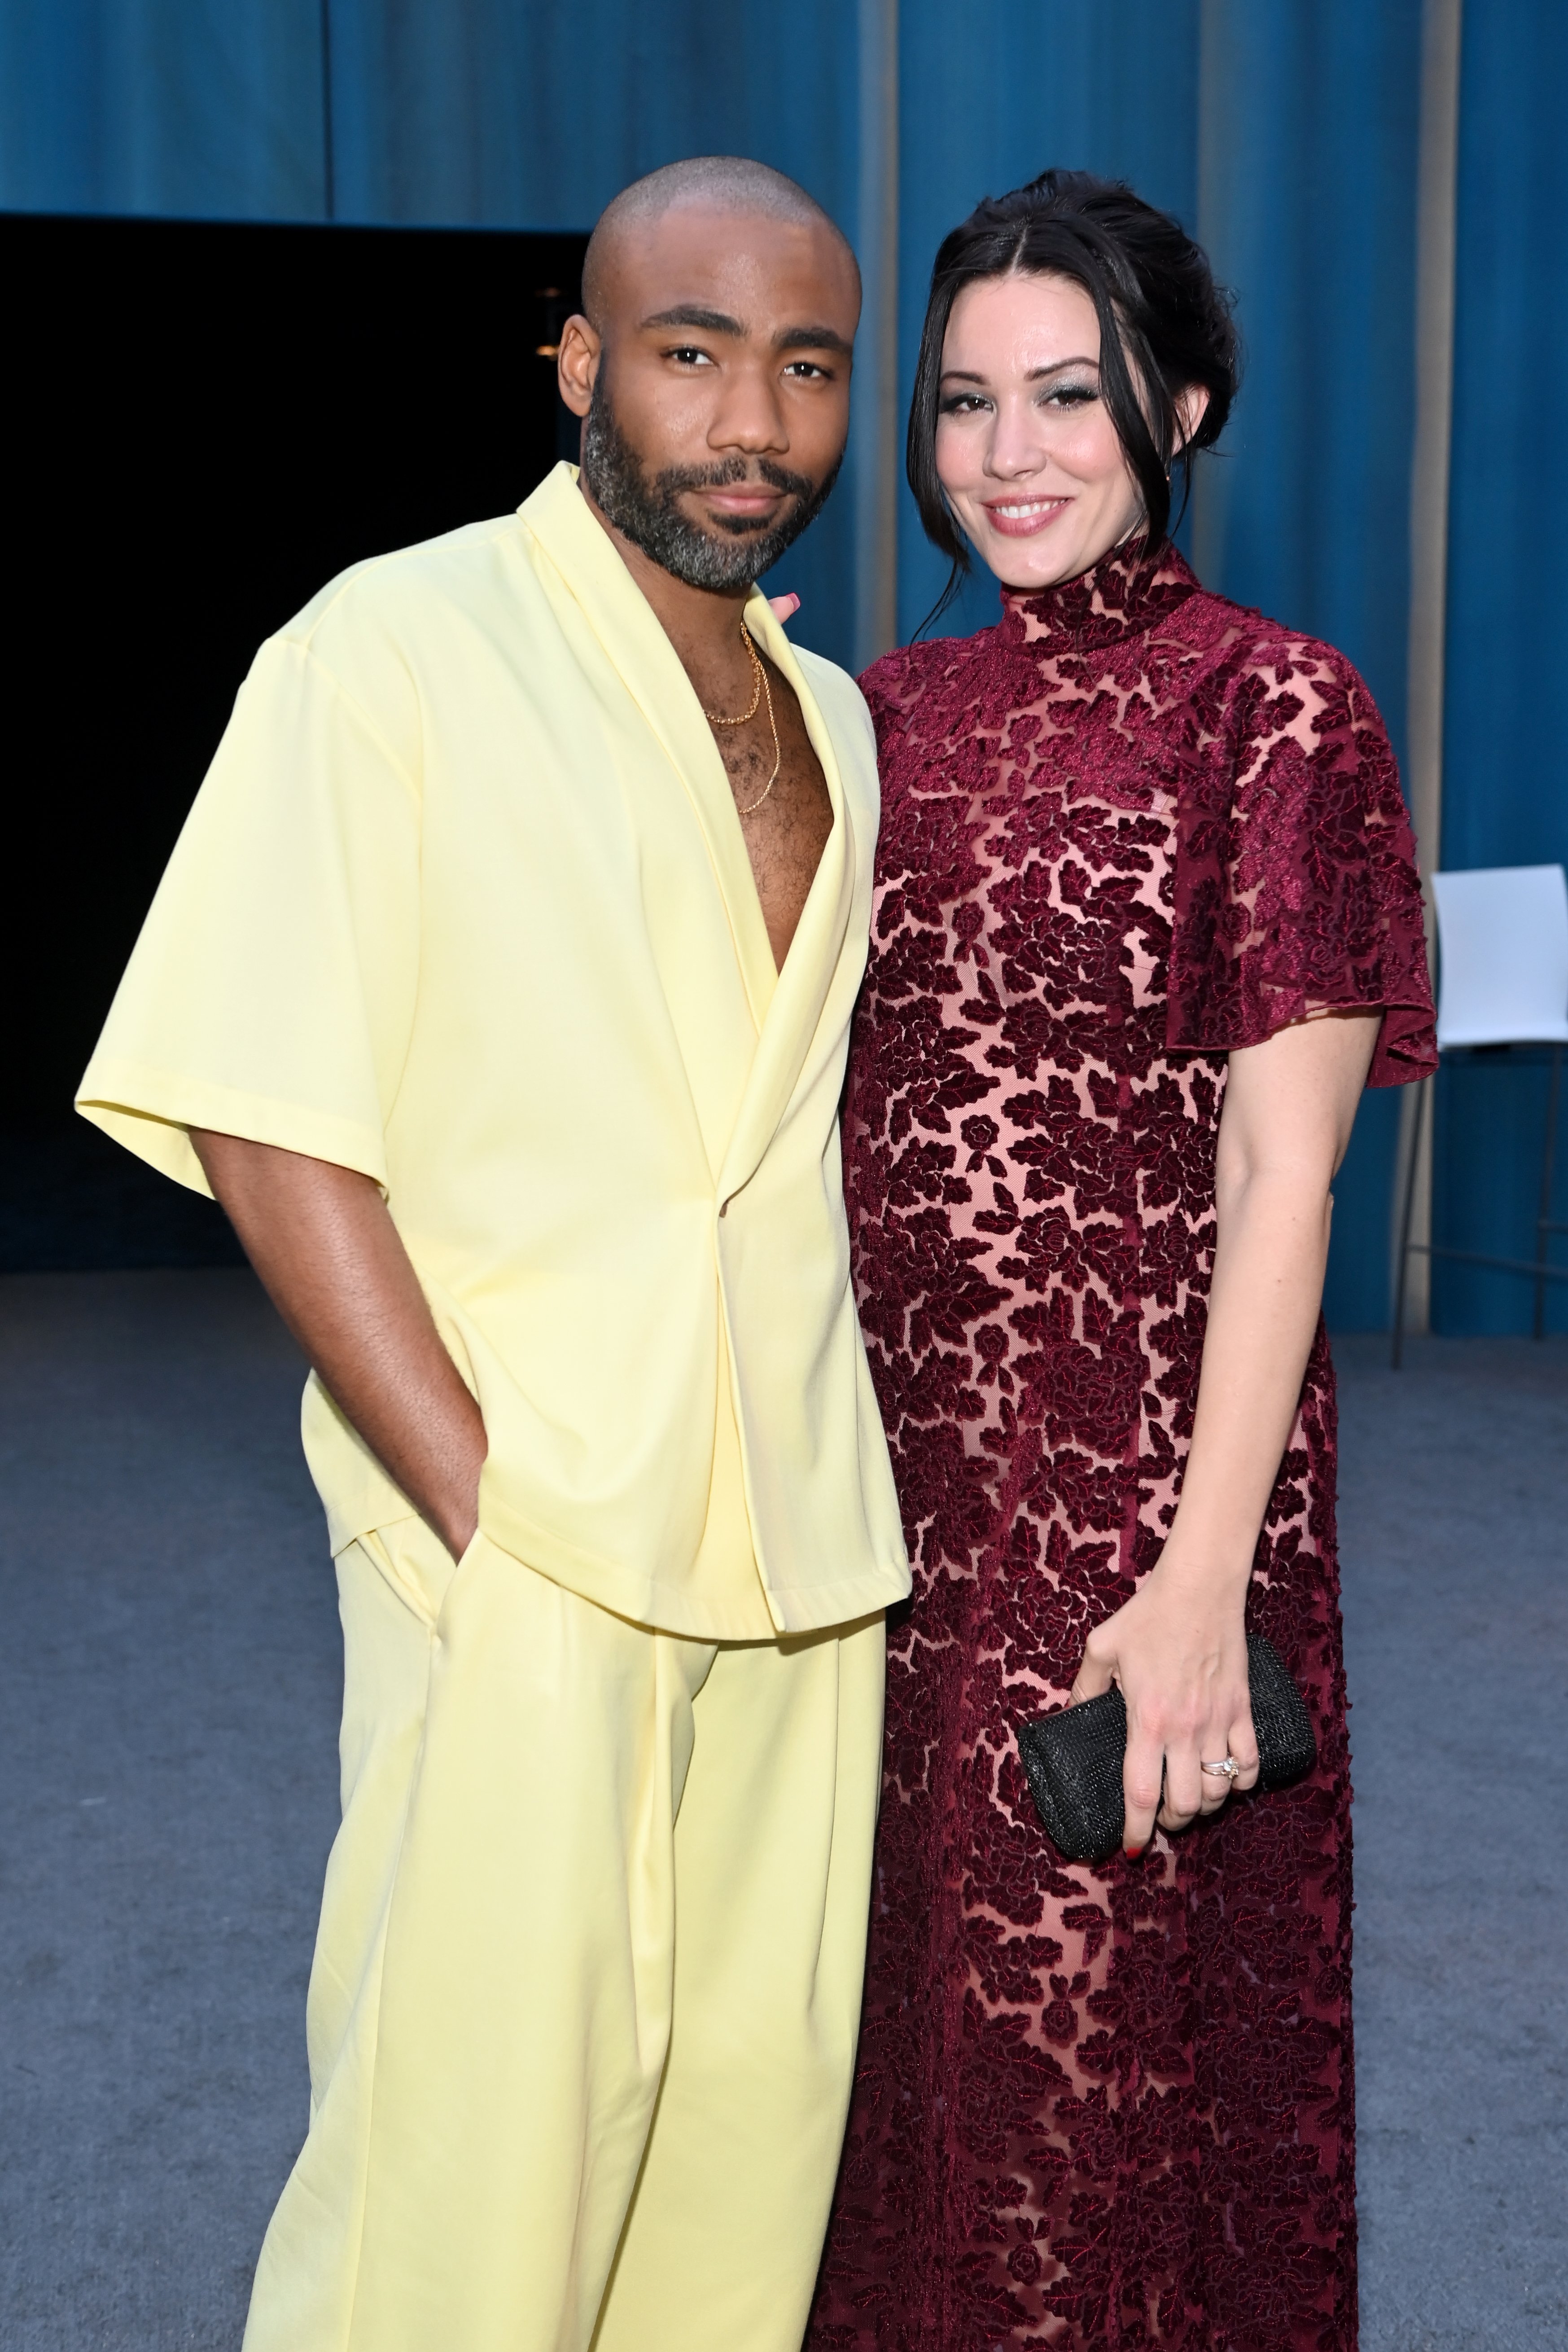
[684,497,797,544]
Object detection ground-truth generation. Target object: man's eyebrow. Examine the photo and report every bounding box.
[640,305,851,359]
[641,305,746,336]
[776,323,854,359]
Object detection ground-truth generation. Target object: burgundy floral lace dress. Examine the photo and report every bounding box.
[808,543,1435,2352]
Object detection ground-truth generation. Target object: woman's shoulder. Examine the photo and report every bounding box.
[1174,585,1385,746]
[859,625,994,708]
[857,624,1013,772]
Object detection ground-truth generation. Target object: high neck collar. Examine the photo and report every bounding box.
[1000,536,1201,651]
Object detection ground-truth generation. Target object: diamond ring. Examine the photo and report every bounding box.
[1200,1757,1241,1781]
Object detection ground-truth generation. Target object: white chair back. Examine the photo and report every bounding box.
[1430,864,1568,1049]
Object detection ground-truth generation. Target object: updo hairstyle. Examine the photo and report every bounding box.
[908,168,1240,611]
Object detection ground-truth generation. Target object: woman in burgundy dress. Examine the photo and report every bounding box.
[809,173,1435,2352]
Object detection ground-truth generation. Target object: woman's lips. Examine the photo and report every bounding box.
[982,496,1070,539]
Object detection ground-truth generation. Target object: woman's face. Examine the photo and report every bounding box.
[934,271,1150,592]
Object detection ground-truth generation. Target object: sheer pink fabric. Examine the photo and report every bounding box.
[808,544,1435,2352]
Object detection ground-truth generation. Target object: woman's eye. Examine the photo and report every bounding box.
[1043,383,1098,409]
[939,393,991,416]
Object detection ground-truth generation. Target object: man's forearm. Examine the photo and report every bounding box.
[191,1132,486,1559]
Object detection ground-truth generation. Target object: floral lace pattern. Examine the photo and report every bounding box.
[807,545,1434,2352]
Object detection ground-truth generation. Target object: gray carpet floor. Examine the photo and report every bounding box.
[0,1272,1563,2349]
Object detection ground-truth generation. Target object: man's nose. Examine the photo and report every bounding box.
[707,364,789,453]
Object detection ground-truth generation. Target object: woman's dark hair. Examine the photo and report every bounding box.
[908,168,1240,623]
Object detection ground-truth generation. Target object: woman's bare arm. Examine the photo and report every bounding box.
[190,1132,486,1560]
[1069,1010,1381,1854]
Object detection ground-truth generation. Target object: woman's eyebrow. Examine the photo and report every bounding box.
[939,353,1100,385]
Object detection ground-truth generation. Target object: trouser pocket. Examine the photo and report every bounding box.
[355,1513,470,1632]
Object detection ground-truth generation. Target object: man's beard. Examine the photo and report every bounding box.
[581,375,842,591]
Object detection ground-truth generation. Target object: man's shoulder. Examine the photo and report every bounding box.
[788,642,874,748]
[276,511,535,660]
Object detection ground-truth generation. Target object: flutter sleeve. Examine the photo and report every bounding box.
[1167,632,1436,1085]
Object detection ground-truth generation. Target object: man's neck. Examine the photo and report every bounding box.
[576,477,752,681]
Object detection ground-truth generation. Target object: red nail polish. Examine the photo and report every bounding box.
[1124,1845,1143,1861]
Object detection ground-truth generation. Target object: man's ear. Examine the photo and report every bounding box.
[1173,382,1211,455]
[557,316,600,420]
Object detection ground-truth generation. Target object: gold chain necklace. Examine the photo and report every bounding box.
[702,619,764,726]
[701,619,781,816]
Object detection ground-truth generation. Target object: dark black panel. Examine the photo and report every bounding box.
[2,211,586,1267]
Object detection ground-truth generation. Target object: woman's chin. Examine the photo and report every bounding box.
[963,516,1097,592]
[984,543,1090,594]
[969,506,1142,594]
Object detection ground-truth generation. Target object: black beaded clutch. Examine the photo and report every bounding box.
[1016,1634,1317,1864]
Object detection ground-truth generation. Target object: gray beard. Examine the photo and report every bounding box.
[580,378,841,591]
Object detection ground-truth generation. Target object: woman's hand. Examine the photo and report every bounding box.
[766,592,800,622]
[1071,1548,1258,1856]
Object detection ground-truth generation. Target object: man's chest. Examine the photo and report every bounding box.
[710,658,836,972]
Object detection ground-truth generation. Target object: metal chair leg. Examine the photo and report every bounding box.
[1534,1042,1563,1341]
[1392,1072,1431,1369]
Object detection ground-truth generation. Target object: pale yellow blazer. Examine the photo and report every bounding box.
[78,464,911,1638]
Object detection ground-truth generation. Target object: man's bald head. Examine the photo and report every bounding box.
[582,156,858,328]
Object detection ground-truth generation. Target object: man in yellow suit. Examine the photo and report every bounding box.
[77,156,909,2352]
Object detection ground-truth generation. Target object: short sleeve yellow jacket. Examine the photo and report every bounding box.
[78,464,911,1639]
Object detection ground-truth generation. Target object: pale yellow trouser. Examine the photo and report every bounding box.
[241,1517,885,2352]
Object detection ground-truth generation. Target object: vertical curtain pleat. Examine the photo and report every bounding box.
[1443,0,1568,877]
[0,0,328,218]
[1432,0,1568,1333]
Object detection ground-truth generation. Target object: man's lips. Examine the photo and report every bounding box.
[696,486,788,519]
[982,495,1071,539]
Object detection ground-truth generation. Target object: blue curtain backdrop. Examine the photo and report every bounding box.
[3,0,1564,1330]
[0,3,325,216]
[1433,0,1568,1333]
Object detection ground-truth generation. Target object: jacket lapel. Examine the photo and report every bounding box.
[716,592,856,1204]
[521,466,778,1030]
[520,465,858,1202]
